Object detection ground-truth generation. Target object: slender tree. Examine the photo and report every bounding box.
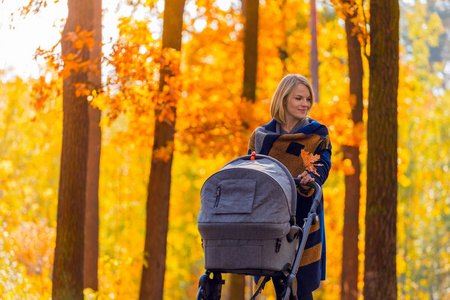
[226,0,260,298]
[242,0,259,103]
[340,1,364,300]
[139,0,185,299]
[84,0,102,291]
[310,0,320,102]
[52,0,93,299]
[364,1,399,299]
[278,0,289,73]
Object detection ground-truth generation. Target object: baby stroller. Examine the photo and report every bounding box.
[196,153,323,300]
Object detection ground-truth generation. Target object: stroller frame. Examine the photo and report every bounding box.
[197,168,323,300]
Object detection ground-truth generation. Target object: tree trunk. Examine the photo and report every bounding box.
[226,274,245,300]
[226,0,260,297]
[52,0,93,299]
[242,0,259,103]
[364,1,399,299]
[279,0,288,73]
[341,2,364,300]
[310,0,320,102]
[139,1,185,299]
[84,0,102,290]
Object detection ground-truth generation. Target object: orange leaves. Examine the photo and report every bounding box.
[155,92,177,123]
[17,0,61,18]
[176,90,269,159]
[153,142,174,162]
[34,42,62,70]
[31,74,61,111]
[101,13,185,149]
[329,0,370,53]
[155,49,182,123]
[301,149,323,177]
[35,26,96,80]
[161,48,181,73]
[74,82,92,97]
[61,55,92,79]
[105,33,182,126]
[65,26,95,50]
[32,25,99,113]
[61,27,97,79]
[312,94,366,149]
[342,158,356,176]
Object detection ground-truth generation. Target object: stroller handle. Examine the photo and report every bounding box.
[293,179,323,214]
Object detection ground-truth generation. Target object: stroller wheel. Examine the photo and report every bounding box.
[274,274,298,300]
[196,273,209,300]
[279,288,298,300]
[197,286,206,300]
[196,271,224,300]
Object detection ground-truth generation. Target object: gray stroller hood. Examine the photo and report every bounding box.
[198,154,297,240]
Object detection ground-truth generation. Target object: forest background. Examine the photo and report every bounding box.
[0,0,449,299]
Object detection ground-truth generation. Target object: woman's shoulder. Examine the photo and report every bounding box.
[297,118,330,136]
[251,119,277,134]
[263,119,278,132]
[307,117,325,126]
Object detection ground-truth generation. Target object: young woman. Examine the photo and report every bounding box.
[248,74,332,300]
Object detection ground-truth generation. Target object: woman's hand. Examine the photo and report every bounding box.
[297,171,315,187]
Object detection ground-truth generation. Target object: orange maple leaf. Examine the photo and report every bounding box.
[301,149,323,177]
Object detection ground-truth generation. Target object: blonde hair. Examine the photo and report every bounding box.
[270,74,315,125]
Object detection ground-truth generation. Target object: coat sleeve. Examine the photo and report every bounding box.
[310,132,332,186]
[309,147,332,186]
[298,130,332,197]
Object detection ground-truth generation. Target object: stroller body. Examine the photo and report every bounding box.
[197,154,322,300]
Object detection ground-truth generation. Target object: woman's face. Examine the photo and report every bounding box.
[285,83,312,123]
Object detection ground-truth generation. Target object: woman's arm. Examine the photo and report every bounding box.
[308,148,331,186]
[298,130,332,197]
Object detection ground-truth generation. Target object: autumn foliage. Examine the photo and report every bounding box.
[1,0,449,299]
